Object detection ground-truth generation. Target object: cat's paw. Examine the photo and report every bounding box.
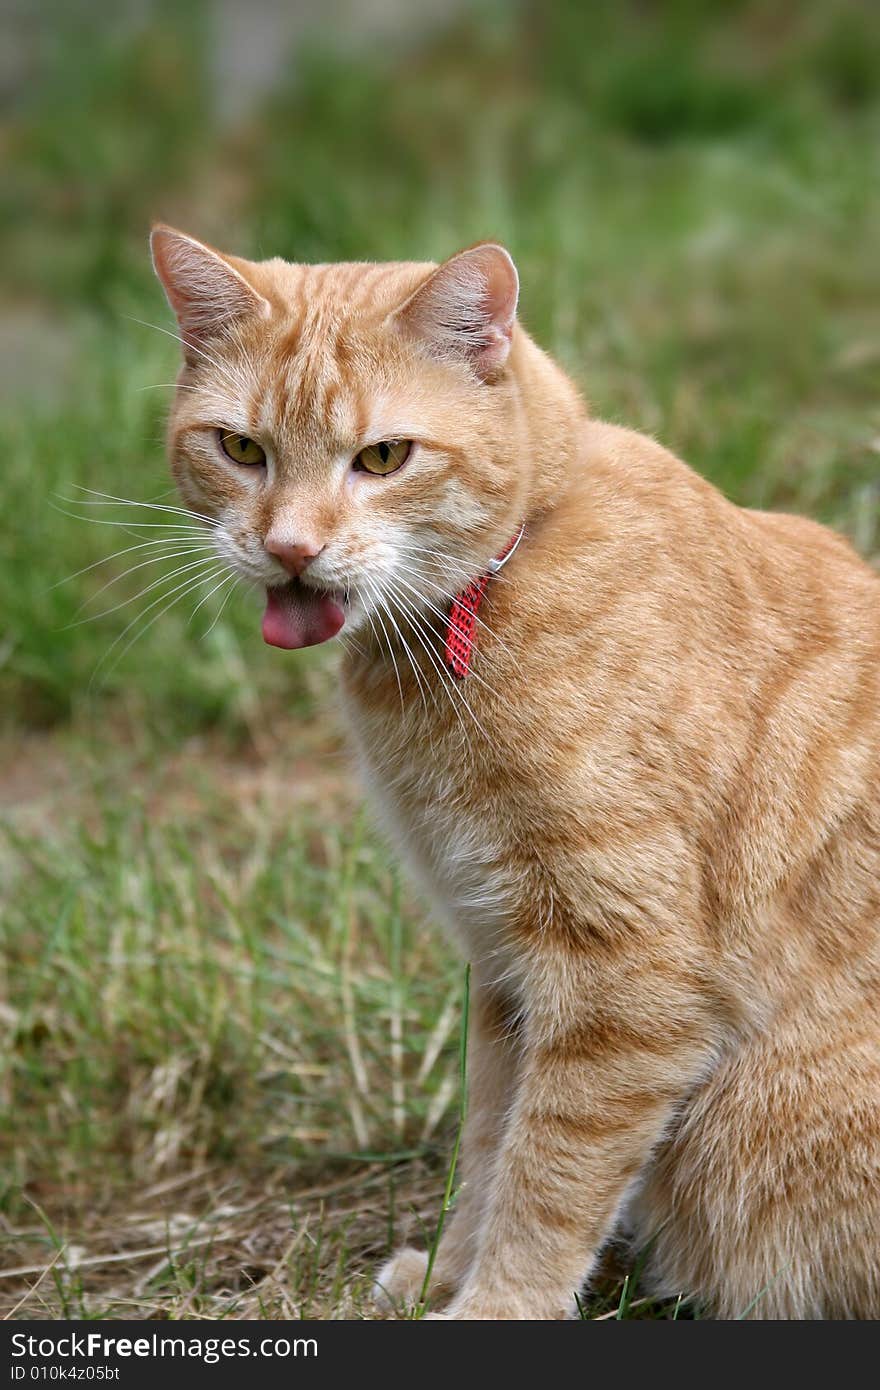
[373,1247,431,1313]
[439,1296,516,1320]
[440,1289,569,1319]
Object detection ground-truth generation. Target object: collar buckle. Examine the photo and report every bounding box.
[486,522,525,574]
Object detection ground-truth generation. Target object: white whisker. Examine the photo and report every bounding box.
[362,576,405,714]
[370,580,434,724]
[389,571,504,702]
[359,596,392,692]
[64,485,218,528]
[90,562,231,689]
[66,553,222,628]
[386,587,484,742]
[68,543,218,618]
[396,541,512,587]
[52,535,218,590]
[137,383,204,393]
[393,559,515,661]
[51,503,210,533]
[192,570,240,635]
[124,316,250,399]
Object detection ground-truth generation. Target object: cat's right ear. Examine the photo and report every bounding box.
[150,225,271,359]
[391,243,519,381]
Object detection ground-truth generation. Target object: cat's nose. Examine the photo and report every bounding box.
[264,535,324,577]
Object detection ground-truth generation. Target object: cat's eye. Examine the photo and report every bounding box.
[219,431,266,466]
[353,439,412,476]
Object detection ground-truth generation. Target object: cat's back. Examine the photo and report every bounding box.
[505,416,880,868]
[557,417,878,602]
[527,417,880,687]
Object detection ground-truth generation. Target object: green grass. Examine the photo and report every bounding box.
[1,747,462,1316]
[1,0,878,1317]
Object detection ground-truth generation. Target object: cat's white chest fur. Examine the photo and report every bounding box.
[344,699,520,981]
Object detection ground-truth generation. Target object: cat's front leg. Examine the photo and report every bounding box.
[441,948,718,1320]
[375,975,523,1314]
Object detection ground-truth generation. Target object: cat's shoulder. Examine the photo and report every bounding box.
[576,418,718,502]
[535,416,877,597]
[543,416,728,554]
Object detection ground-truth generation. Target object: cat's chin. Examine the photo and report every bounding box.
[261,581,345,650]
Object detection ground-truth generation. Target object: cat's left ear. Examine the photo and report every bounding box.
[392,243,519,381]
[150,224,271,359]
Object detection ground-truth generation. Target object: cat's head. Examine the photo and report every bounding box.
[151,226,530,651]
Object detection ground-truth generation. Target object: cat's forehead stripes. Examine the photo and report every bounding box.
[246,262,432,455]
[260,340,369,458]
[262,259,431,350]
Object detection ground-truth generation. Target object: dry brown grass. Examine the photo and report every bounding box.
[1,1155,447,1320]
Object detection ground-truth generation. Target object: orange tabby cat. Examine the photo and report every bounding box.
[152,225,880,1319]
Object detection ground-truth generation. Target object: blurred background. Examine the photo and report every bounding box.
[1,0,878,1318]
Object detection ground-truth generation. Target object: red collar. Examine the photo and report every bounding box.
[444,526,524,678]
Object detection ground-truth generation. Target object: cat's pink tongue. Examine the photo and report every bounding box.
[262,584,344,649]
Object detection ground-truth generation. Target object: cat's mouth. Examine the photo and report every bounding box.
[262,580,345,650]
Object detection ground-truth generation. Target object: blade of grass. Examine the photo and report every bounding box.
[415,962,470,1317]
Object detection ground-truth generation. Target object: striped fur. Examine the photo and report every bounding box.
[154,228,880,1319]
